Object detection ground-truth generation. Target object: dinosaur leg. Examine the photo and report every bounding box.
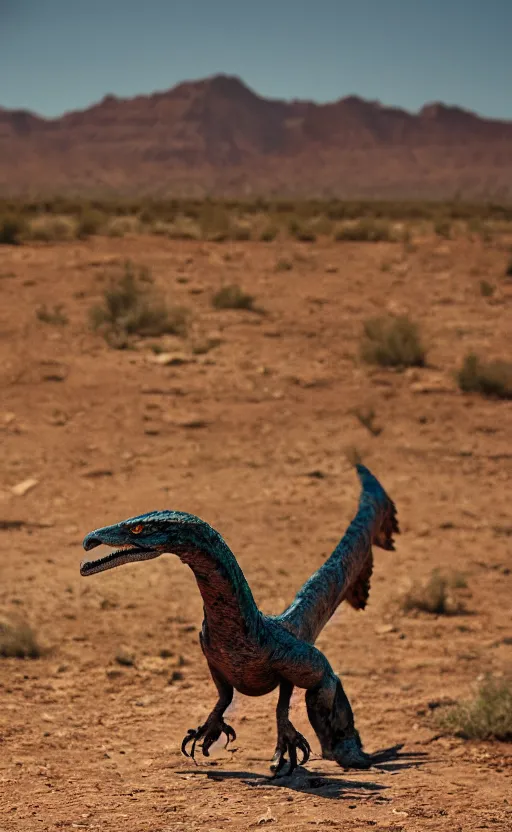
[181,663,236,761]
[270,680,311,777]
[305,672,374,769]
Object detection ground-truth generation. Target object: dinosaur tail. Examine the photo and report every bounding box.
[277,464,399,642]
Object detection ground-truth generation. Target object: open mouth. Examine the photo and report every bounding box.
[80,542,159,577]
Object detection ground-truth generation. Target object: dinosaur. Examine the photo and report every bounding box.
[80,464,400,776]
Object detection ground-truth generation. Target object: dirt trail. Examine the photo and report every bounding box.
[1,234,511,831]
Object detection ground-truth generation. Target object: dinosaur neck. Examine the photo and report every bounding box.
[170,528,260,633]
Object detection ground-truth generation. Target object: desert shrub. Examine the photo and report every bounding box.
[229,220,252,241]
[0,615,41,659]
[259,225,279,242]
[434,218,452,239]
[360,315,426,368]
[212,283,255,311]
[288,219,317,242]
[27,215,76,242]
[436,676,512,741]
[90,261,188,345]
[335,219,393,242]
[77,209,105,239]
[401,569,467,615]
[166,216,202,240]
[0,214,26,245]
[107,216,141,237]
[479,279,495,297]
[457,354,512,400]
[36,304,68,325]
[275,257,293,272]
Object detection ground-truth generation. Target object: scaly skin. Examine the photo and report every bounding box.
[81,464,401,776]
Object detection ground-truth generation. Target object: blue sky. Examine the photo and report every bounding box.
[2,0,511,119]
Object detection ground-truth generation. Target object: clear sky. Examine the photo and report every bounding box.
[2,0,511,120]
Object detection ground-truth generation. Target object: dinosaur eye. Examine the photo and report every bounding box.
[130,524,144,534]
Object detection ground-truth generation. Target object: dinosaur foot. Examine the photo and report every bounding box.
[181,718,236,763]
[270,722,311,778]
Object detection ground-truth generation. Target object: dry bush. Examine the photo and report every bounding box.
[90,261,188,346]
[479,279,495,297]
[165,216,202,240]
[288,219,317,242]
[0,614,41,659]
[0,214,26,245]
[27,215,77,242]
[106,216,141,237]
[436,676,512,741]
[275,257,293,272]
[259,224,279,242]
[77,209,105,239]
[457,354,512,400]
[361,315,426,368]
[212,283,256,311]
[402,569,467,615]
[335,219,394,242]
[434,217,452,239]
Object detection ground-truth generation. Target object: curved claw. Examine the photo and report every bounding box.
[223,724,237,749]
[181,721,236,761]
[270,731,311,778]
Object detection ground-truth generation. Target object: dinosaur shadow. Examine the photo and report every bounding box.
[182,745,428,801]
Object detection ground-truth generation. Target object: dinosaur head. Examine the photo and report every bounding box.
[80,510,206,577]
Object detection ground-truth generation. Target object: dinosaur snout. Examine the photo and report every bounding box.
[83,533,103,551]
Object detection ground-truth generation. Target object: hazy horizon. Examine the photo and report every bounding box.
[2,0,511,120]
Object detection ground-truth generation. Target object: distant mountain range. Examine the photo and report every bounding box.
[1,74,512,199]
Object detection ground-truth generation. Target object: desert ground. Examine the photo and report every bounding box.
[0,228,511,832]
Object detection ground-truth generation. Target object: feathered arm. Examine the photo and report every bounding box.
[277,465,399,644]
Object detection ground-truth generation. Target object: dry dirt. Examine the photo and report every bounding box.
[0,233,511,832]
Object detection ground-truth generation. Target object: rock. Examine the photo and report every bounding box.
[150,352,195,367]
[115,649,135,667]
[11,478,38,497]
[81,469,113,478]
[375,624,397,635]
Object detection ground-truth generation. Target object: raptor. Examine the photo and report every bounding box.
[81,464,400,776]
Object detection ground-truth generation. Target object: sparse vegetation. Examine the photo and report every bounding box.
[0,615,41,659]
[436,676,512,741]
[275,257,293,272]
[457,354,512,400]
[27,215,77,242]
[1,198,511,245]
[212,283,256,311]
[360,315,426,368]
[90,261,188,346]
[335,219,393,242]
[402,569,468,615]
[77,209,105,239]
[36,304,68,325]
[434,217,451,239]
[0,214,26,245]
[479,279,495,297]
